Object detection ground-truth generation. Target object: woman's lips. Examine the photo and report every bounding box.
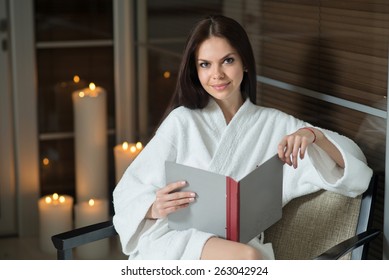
[211,82,230,91]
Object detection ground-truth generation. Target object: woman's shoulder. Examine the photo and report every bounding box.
[156,106,195,133]
[250,102,293,119]
[165,105,196,123]
[247,102,305,131]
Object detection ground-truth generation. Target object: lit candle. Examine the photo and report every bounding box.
[113,141,143,183]
[38,193,73,255]
[74,198,110,259]
[72,83,108,202]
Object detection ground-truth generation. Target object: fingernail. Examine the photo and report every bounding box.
[181,181,186,185]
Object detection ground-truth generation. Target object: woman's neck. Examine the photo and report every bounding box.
[214,96,244,125]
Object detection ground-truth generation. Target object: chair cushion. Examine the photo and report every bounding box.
[264,190,361,260]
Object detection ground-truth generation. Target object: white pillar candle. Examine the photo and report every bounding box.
[113,141,143,183]
[38,193,73,255]
[72,83,108,202]
[74,198,110,259]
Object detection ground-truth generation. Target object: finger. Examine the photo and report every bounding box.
[283,137,294,166]
[164,203,190,216]
[164,196,195,209]
[158,180,187,195]
[277,138,287,161]
[299,137,309,160]
[291,136,302,169]
[165,191,196,202]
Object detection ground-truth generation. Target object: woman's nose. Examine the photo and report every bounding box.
[212,66,225,79]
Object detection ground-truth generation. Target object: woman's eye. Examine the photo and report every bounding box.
[199,62,209,68]
[224,57,234,64]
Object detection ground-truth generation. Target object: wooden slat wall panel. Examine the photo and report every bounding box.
[255,0,389,108]
[259,85,368,138]
[321,0,389,14]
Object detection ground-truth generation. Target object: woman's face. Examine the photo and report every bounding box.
[195,36,245,107]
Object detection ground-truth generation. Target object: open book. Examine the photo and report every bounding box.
[166,154,283,243]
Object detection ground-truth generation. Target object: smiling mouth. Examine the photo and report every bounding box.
[211,82,230,91]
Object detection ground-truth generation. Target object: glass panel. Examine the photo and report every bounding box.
[34,0,113,41]
[37,47,115,133]
[34,0,115,207]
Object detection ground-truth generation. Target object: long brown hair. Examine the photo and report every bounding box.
[163,15,257,118]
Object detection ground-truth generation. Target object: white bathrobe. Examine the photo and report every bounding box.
[112,98,373,260]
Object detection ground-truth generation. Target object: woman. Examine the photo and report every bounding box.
[113,15,372,260]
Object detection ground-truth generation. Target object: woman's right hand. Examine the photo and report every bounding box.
[146,181,196,219]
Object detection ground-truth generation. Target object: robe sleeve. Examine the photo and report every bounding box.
[306,128,373,197]
[276,111,373,204]
[112,112,180,255]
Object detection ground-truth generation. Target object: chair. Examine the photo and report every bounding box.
[264,173,380,259]
[51,174,381,260]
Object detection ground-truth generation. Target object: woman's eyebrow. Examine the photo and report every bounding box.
[220,52,236,60]
[197,52,236,62]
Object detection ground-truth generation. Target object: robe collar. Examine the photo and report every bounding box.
[204,97,253,128]
[203,97,258,176]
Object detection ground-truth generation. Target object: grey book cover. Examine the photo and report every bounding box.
[166,154,283,243]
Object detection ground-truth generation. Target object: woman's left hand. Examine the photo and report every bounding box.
[278,128,316,169]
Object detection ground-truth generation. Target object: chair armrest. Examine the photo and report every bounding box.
[314,228,381,260]
[51,220,118,260]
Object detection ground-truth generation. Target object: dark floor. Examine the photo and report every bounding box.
[0,235,127,260]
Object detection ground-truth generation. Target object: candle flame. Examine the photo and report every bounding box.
[136,142,143,150]
[130,146,137,153]
[89,83,96,90]
[42,157,50,166]
[73,75,80,83]
[163,71,171,79]
[78,91,85,98]
[122,142,129,150]
[42,193,68,205]
[88,199,95,206]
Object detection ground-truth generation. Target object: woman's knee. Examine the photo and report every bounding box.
[240,244,263,260]
[201,237,263,260]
